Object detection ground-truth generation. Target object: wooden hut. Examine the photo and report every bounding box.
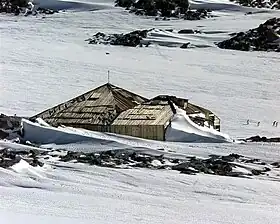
[110,98,175,141]
[30,83,147,131]
[31,83,221,140]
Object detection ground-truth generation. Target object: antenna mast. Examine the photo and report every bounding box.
[107,70,110,84]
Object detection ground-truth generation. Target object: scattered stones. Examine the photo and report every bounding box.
[0,114,22,140]
[56,150,275,178]
[217,18,280,52]
[86,29,151,47]
[0,114,21,130]
[0,146,277,179]
[229,0,280,10]
[184,9,212,21]
[0,0,27,15]
[37,7,58,15]
[0,148,44,168]
[115,0,213,20]
[59,149,170,169]
[0,0,59,16]
[246,135,280,142]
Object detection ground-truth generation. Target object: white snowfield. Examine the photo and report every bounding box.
[0,158,279,224]
[1,0,280,223]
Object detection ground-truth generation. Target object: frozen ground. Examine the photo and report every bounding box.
[0,0,280,223]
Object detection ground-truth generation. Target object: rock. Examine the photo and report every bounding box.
[271,162,280,168]
[115,0,212,19]
[184,9,212,20]
[37,7,59,15]
[245,135,280,142]
[0,1,59,16]
[0,130,9,139]
[180,42,190,48]
[217,18,280,52]
[178,29,201,34]
[0,114,22,130]
[0,148,45,168]
[87,29,150,47]
[165,29,173,32]
[229,0,280,10]
[172,156,234,176]
[0,0,27,14]
[251,169,262,175]
[221,153,243,162]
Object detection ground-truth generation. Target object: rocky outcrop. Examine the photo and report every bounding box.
[230,0,280,10]
[0,0,27,15]
[0,148,43,168]
[217,18,280,52]
[0,0,58,16]
[115,0,213,20]
[246,135,280,142]
[86,30,151,47]
[1,145,277,179]
[0,114,22,140]
[56,150,274,178]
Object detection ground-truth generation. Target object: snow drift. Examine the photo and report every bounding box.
[21,105,232,145]
[165,105,233,143]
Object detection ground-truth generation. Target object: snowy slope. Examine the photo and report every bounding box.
[1,1,279,138]
[0,1,280,223]
[0,156,280,224]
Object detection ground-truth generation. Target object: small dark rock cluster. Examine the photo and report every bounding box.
[230,0,280,9]
[115,0,213,20]
[0,148,43,168]
[36,7,58,15]
[0,114,22,140]
[217,18,280,52]
[0,0,26,15]
[246,135,280,142]
[178,29,201,34]
[86,30,151,47]
[59,149,173,169]
[0,0,58,16]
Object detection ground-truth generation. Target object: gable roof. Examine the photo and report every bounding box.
[31,83,147,127]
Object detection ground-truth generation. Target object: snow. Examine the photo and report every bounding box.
[165,105,233,142]
[0,161,280,224]
[0,0,280,223]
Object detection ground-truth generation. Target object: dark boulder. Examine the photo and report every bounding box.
[0,114,22,130]
[245,135,280,142]
[115,0,212,20]
[86,29,150,47]
[229,0,280,9]
[180,42,190,48]
[0,0,27,14]
[178,29,201,34]
[217,18,280,52]
[0,130,9,139]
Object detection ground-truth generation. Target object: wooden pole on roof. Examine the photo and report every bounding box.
[107,70,110,84]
